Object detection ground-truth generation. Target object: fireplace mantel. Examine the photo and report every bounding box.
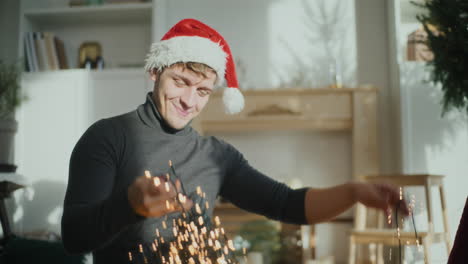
[196,86,380,180]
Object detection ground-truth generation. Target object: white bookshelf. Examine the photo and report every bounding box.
[18,0,154,70]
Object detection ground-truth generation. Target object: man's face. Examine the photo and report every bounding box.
[151,65,216,130]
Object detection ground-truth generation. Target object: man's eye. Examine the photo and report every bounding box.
[174,78,185,86]
[198,89,211,97]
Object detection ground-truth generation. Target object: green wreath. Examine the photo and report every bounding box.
[414,0,468,115]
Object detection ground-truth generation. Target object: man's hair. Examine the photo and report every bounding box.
[153,62,218,82]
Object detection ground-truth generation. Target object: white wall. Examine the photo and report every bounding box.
[161,0,357,90]
[355,0,401,175]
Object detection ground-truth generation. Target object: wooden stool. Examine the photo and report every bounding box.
[348,174,452,264]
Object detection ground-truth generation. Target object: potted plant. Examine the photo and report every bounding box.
[0,60,25,169]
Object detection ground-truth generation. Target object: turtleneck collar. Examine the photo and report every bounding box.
[137,92,193,136]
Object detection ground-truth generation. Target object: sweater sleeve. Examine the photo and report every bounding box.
[218,141,308,225]
[61,119,143,254]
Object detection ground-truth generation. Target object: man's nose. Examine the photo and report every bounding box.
[180,87,197,108]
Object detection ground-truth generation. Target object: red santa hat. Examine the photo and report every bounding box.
[145,18,244,114]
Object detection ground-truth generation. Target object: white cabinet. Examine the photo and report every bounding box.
[15,69,149,182]
[89,69,150,123]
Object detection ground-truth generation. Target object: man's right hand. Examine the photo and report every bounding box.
[127,171,193,217]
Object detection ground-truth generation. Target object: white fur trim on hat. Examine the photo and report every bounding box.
[145,36,227,85]
[223,87,244,114]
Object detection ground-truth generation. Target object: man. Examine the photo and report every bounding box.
[62,19,407,263]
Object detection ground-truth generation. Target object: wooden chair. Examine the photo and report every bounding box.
[348,174,452,264]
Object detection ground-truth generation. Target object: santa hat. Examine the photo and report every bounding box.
[145,18,244,114]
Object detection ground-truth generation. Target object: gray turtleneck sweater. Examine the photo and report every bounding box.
[62,93,307,263]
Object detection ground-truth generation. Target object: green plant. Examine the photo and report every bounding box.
[237,220,281,264]
[0,60,25,119]
[413,0,468,115]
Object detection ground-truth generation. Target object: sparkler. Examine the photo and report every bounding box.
[127,160,243,264]
[391,188,420,264]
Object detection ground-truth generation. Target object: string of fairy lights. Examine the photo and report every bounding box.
[387,187,422,264]
[127,160,244,264]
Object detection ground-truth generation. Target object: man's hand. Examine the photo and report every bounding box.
[305,182,409,224]
[353,182,410,216]
[127,171,193,217]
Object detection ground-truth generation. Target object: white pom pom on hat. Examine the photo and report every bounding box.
[145,18,244,114]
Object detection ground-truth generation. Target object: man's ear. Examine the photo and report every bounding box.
[149,69,159,81]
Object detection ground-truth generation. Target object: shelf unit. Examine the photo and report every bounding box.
[18,0,154,70]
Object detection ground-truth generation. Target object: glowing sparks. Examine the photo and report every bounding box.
[179,193,187,203]
[227,240,234,250]
[133,169,242,263]
[154,177,161,186]
[145,170,151,178]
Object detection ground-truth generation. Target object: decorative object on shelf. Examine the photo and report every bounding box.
[414,0,468,115]
[0,60,26,166]
[327,58,343,89]
[78,42,104,70]
[406,27,434,61]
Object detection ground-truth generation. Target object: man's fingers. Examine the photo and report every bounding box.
[379,183,410,216]
[175,180,182,193]
[147,196,193,217]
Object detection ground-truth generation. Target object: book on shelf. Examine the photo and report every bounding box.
[34,32,49,71]
[25,32,39,72]
[43,32,59,70]
[54,38,69,70]
[24,32,69,72]
[23,34,33,72]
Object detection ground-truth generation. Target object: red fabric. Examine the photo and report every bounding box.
[447,197,468,263]
[161,18,239,89]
